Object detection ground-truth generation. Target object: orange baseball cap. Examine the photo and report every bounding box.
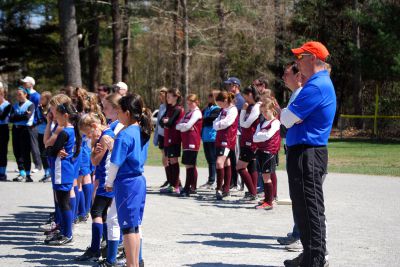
[291,41,330,61]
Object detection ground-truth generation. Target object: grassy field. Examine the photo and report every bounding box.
[7,133,400,177]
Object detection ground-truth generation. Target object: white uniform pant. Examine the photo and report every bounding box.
[106,198,120,241]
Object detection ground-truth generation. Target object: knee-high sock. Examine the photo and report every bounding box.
[103,223,108,243]
[139,238,143,261]
[61,209,73,238]
[192,167,198,190]
[184,168,193,191]
[208,164,216,183]
[165,165,171,184]
[216,168,224,191]
[82,183,93,214]
[251,171,258,192]
[271,172,277,198]
[78,190,86,216]
[264,182,274,205]
[73,186,79,219]
[170,163,180,188]
[106,240,119,264]
[69,197,76,222]
[90,222,103,252]
[223,166,232,193]
[238,168,256,195]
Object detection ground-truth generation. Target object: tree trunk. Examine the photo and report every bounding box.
[273,0,284,103]
[112,0,122,83]
[122,0,130,83]
[88,7,100,92]
[353,0,363,128]
[172,0,181,89]
[217,0,228,88]
[180,0,189,109]
[58,0,82,87]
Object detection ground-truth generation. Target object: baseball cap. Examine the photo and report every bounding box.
[21,76,35,86]
[224,77,241,87]
[291,41,330,61]
[113,81,128,91]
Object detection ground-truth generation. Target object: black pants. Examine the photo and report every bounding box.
[28,126,42,169]
[0,124,9,168]
[12,126,32,172]
[203,142,216,183]
[287,145,328,267]
[229,149,238,186]
[38,133,49,170]
[91,195,113,222]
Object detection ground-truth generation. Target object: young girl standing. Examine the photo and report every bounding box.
[105,94,151,267]
[200,90,221,188]
[37,91,52,182]
[76,113,115,262]
[176,94,202,197]
[213,91,238,200]
[237,86,261,201]
[45,102,81,245]
[10,86,35,182]
[253,97,281,210]
[159,89,184,194]
[0,84,11,181]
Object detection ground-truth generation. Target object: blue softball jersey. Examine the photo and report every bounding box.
[94,128,115,198]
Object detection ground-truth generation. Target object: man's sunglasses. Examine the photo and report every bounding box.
[295,53,313,60]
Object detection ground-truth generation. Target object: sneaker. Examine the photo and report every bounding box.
[101,244,108,259]
[47,234,73,246]
[199,182,214,189]
[255,202,273,210]
[75,246,101,261]
[13,175,25,182]
[277,235,299,245]
[284,253,303,267]
[242,192,257,201]
[285,239,303,252]
[159,180,169,188]
[44,231,61,244]
[230,185,241,192]
[0,174,7,181]
[159,185,179,194]
[31,168,40,173]
[44,224,60,236]
[97,259,117,267]
[221,191,231,200]
[39,175,51,183]
[39,221,58,232]
[75,214,88,224]
[139,260,144,267]
[216,190,223,200]
[257,199,266,205]
[25,175,33,182]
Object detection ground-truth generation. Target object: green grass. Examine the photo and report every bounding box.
[7,131,400,177]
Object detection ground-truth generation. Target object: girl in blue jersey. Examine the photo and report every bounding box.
[76,113,115,262]
[45,102,81,245]
[9,86,35,182]
[0,84,11,181]
[106,94,151,267]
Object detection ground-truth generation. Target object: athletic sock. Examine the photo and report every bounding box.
[216,168,224,191]
[139,238,143,262]
[271,172,277,199]
[265,182,274,205]
[251,171,258,192]
[91,222,103,252]
[73,186,79,219]
[20,170,26,177]
[238,168,256,195]
[165,166,171,184]
[184,168,193,191]
[78,190,86,216]
[103,223,108,243]
[223,166,232,193]
[82,183,93,214]
[26,170,30,176]
[69,197,76,222]
[0,167,5,175]
[61,209,73,238]
[171,163,180,188]
[192,167,198,190]
[208,164,216,183]
[45,168,50,176]
[106,240,119,264]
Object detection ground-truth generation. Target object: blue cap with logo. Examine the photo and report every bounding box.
[224,77,241,87]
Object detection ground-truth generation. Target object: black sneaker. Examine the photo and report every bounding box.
[159,180,169,188]
[0,174,7,181]
[216,190,223,200]
[44,231,61,244]
[139,259,144,267]
[13,175,25,182]
[284,253,303,267]
[39,175,51,183]
[25,175,33,182]
[97,259,117,267]
[47,234,73,246]
[75,246,100,261]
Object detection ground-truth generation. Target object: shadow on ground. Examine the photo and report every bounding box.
[0,206,87,266]
[183,263,279,267]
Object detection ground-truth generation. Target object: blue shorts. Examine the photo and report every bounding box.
[115,175,146,230]
[53,183,73,192]
[79,167,91,176]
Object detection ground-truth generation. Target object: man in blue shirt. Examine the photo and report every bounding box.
[22,76,42,173]
[281,41,336,267]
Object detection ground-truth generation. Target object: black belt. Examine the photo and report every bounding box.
[287,144,327,151]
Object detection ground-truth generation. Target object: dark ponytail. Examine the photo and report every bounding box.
[119,94,153,146]
[57,103,82,158]
[242,85,260,102]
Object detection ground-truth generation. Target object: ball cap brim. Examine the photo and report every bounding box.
[291,41,330,61]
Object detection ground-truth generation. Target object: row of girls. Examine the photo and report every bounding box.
[154,87,281,209]
[38,88,150,267]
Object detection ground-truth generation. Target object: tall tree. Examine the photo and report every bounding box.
[180,0,189,106]
[172,0,181,89]
[216,0,228,88]
[112,0,122,83]
[58,0,82,87]
[87,5,100,91]
[122,0,130,83]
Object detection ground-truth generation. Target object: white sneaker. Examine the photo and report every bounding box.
[285,239,303,252]
[31,168,40,174]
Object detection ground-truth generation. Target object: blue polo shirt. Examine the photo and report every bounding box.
[286,70,336,147]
